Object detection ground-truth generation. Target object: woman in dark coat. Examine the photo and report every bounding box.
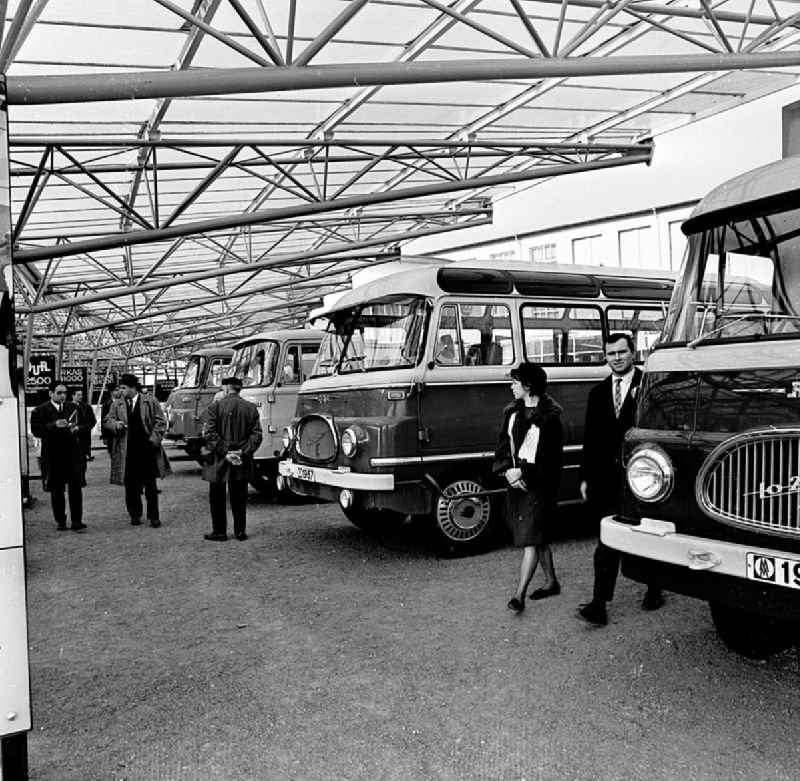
[493,362,563,612]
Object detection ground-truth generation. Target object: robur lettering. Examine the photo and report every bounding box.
[758,475,800,500]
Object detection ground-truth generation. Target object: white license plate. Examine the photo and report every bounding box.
[295,465,316,482]
[746,552,800,590]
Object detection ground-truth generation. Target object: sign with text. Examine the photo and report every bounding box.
[25,353,55,407]
[60,365,88,397]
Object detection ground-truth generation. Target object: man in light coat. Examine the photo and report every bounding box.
[104,373,170,527]
[202,376,262,541]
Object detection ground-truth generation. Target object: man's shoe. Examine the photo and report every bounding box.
[56,523,68,531]
[530,581,561,600]
[130,517,142,526]
[71,523,87,532]
[204,532,228,542]
[577,602,608,626]
[235,532,248,541]
[150,519,161,528]
[641,589,665,611]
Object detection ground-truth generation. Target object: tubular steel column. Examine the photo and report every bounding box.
[0,75,31,781]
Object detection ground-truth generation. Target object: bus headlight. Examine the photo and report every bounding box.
[281,425,295,451]
[627,446,674,503]
[341,426,367,458]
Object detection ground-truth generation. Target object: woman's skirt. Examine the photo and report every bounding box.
[505,486,555,547]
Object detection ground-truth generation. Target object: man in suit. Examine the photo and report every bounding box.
[202,376,262,542]
[30,381,88,532]
[71,388,96,461]
[104,373,169,527]
[577,333,664,626]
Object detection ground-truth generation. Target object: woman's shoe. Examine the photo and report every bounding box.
[507,597,525,612]
[530,581,561,600]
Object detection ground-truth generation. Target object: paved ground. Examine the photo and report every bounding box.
[20,447,800,780]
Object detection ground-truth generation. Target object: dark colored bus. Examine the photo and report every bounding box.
[279,261,674,555]
[601,156,800,657]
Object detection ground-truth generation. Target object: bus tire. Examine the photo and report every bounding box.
[426,476,500,557]
[342,506,406,533]
[709,602,794,659]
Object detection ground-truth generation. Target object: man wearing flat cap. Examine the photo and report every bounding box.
[201,375,262,541]
[104,373,170,527]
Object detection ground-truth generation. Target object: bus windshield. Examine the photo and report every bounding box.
[312,295,428,376]
[230,340,279,387]
[664,208,800,345]
[180,356,205,388]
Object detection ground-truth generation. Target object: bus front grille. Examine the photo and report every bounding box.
[296,415,338,463]
[697,429,800,537]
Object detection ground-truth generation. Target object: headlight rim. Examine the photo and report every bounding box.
[626,444,675,503]
[341,425,368,459]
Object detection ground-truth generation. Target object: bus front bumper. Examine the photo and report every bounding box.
[278,459,394,491]
[601,517,800,619]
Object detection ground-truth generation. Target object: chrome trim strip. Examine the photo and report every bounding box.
[371,445,581,467]
[279,460,394,491]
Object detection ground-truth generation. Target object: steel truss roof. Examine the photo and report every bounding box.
[5,0,800,369]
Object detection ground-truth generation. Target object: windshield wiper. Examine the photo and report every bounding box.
[688,312,800,348]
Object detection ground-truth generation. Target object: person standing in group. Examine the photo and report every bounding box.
[493,362,563,613]
[100,385,121,454]
[71,388,96,462]
[30,381,88,532]
[104,373,170,528]
[577,333,664,626]
[201,376,262,542]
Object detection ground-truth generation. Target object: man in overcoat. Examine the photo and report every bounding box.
[30,380,88,532]
[577,333,663,626]
[202,376,262,541]
[71,388,96,461]
[104,373,170,527]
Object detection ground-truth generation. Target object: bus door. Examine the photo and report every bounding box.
[268,341,320,456]
[196,354,229,427]
[418,301,515,477]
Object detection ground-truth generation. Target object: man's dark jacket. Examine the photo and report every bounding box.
[578,367,642,514]
[201,394,263,483]
[30,400,86,490]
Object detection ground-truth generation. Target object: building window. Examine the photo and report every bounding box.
[668,221,687,270]
[489,249,515,261]
[572,235,605,266]
[529,243,556,263]
[618,226,656,269]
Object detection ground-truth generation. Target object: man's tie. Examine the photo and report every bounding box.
[57,403,62,413]
[614,377,623,418]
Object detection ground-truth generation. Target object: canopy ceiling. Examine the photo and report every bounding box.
[5,0,800,367]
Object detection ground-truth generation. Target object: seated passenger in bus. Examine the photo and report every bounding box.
[436,334,459,364]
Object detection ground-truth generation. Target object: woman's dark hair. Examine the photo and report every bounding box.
[510,362,547,395]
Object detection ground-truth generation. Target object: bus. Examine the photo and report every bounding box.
[278,261,674,555]
[228,328,323,495]
[164,347,232,460]
[601,156,800,658]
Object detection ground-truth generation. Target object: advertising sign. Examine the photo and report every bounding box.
[60,365,88,397]
[26,352,55,407]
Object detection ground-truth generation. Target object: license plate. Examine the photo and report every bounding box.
[746,552,800,590]
[295,465,316,482]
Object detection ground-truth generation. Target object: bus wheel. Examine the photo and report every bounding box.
[342,506,406,533]
[709,602,794,659]
[428,478,496,557]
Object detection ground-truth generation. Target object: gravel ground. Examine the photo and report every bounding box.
[20,447,800,780]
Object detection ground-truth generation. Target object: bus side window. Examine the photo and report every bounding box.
[606,306,665,362]
[208,358,227,388]
[300,344,319,381]
[282,345,301,385]
[435,305,463,365]
[521,304,603,364]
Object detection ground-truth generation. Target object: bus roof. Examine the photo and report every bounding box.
[230,327,325,350]
[314,260,676,317]
[187,346,234,358]
[683,156,800,235]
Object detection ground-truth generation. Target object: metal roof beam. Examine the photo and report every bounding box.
[11,52,800,104]
[14,151,646,265]
[18,217,483,314]
[293,0,370,66]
